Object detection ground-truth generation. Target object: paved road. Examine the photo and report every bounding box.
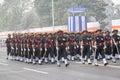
[0,47,120,80]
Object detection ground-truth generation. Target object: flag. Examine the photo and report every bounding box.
[68,16,87,32]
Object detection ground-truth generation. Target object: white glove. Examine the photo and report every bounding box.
[93,46,97,49]
[90,47,91,50]
[28,48,30,52]
[74,46,76,49]
[104,46,106,49]
[16,47,18,50]
[33,48,35,52]
[56,47,59,50]
[21,48,23,51]
[81,46,83,49]
[40,48,42,51]
[45,48,47,51]
[67,46,70,50]
[24,48,26,51]
[77,45,79,48]
[11,47,14,50]
[65,47,67,51]
[114,43,117,46]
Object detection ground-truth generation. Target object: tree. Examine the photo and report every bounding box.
[0,0,114,31]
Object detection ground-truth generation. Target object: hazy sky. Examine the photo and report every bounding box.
[0,0,4,5]
[0,0,120,5]
[112,0,120,5]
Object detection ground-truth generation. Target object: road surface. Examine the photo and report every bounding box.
[0,47,120,80]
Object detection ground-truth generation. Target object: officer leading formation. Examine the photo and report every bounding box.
[5,29,120,67]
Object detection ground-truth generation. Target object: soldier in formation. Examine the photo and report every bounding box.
[5,29,120,67]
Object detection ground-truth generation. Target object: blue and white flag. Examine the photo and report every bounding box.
[68,16,87,32]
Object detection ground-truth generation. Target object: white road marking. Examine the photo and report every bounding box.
[23,68,48,74]
[99,64,120,69]
[0,62,8,66]
[74,62,120,69]
[1,70,26,74]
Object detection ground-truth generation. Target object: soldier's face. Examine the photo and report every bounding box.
[60,34,63,37]
[43,35,46,38]
[63,34,66,36]
[114,31,118,34]
[70,34,72,36]
[97,31,101,35]
[106,32,109,35]
[83,32,87,35]
[48,35,51,38]
[76,34,79,37]
[8,36,11,38]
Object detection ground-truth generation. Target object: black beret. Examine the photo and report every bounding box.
[82,30,88,33]
[57,30,63,33]
[112,30,118,33]
[96,29,102,32]
[105,30,110,33]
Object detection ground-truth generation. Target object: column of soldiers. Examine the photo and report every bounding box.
[5,29,120,67]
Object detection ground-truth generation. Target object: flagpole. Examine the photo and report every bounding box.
[52,0,55,32]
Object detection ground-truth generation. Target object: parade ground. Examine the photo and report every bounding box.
[0,47,120,80]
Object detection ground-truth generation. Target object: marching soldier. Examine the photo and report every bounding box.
[29,33,36,64]
[52,33,58,62]
[38,34,43,65]
[34,34,41,64]
[23,33,28,63]
[26,34,32,63]
[75,33,82,60]
[19,34,24,61]
[112,30,120,63]
[91,31,97,60]
[5,34,12,59]
[56,31,69,67]
[104,31,112,60]
[14,34,19,60]
[11,33,17,60]
[69,32,81,61]
[81,30,92,64]
[88,32,93,59]
[7,30,120,67]
[94,29,108,66]
[69,33,75,61]
[45,33,55,63]
[38,33,46,64]
[17,33,22,61]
